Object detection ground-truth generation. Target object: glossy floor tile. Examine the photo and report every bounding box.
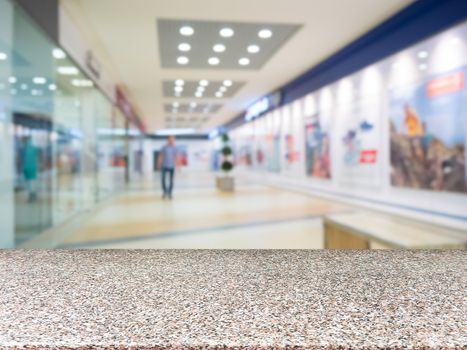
[61,172,349,248]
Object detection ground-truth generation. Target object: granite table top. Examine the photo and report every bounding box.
[0,250,465,350]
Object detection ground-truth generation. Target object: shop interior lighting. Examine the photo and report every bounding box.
[48,84,57,91]
[180,26,194,36]
[0,52,7,60]
[177,56,189,65]
[33,77,47,85]
[239,57,250,66]
[208,57,220,65]
[219,28,234,38]
[178,43,191,52]
[52,48,66,59]
[223,80,233,86]
[419,63,428,71]
[199,80,209,86]
[57,66,79,75]
[10,89,17,95]
[258,29,273,39]
[195,92,203,97]
[213,44,226,53]
[20,84,28,90]
[197,86,205,92]
[190,102,197,108]
[72,79,94,87]
[219,86,227,92]
[8,77,17,84]
[172,102,180,108]
[174,86,183,92]
[175,79,185,86]
[215,91,223,98]
[247,45,260,53]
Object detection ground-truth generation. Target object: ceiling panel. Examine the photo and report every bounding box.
[162,79,244,98]
[157,19,301,70]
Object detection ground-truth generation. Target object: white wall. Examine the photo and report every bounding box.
[229,20,467,230]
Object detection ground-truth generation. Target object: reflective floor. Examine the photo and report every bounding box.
[59,172,350,249]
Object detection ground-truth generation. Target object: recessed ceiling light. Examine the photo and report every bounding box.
[199,80,209,86]
[8,77,17,84]
[0,52,7,60]
[177,56,189,65]
[178,43,191,52]
[208,57,220,65]
[215,91,223,98]
[48,84,57,91]
[417,51,429,59]
[174,86,184,92]
[258,29,272,39]
[180,26,194,36]
[239,57,250,66]
[213,44,226,53]
[175,79,185,86]
[247,45,260,54]
[219,28,234,38]
[52,48,66,59]
[223,80,233,86]
[195,92,203,98]
[33,77,47,85]
[57,66,79,75]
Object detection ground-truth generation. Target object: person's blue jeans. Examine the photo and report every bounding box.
[161,167,174,196]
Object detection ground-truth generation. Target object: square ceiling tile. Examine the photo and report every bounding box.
[163,80,244,98]
[157,19,301,70]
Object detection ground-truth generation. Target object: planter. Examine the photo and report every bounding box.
[216,176,235,192]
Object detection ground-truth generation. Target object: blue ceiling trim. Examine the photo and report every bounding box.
[281,0,467,105]
[223,0,467,131]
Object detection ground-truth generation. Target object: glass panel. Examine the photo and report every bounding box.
[11,5,55,245]
[0,0,15,248]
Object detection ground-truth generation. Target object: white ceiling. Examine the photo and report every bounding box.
[71,0,414,132]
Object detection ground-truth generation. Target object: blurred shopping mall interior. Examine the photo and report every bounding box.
[0,0,466,250]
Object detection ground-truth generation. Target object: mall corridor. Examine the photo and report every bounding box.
[0,0,466,349]
[41,173,348,249]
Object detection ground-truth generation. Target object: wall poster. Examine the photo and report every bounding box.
[285,134,300,165]
[389,68,467,193]
[305,113,331,179]
[338,99,382,187]
[266,133,281,173]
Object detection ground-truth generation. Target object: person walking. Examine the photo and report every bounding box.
[158,136,178,199]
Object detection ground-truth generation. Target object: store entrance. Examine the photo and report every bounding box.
[13,113,53,246]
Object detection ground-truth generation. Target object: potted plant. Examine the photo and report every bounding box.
[216,133,235,192]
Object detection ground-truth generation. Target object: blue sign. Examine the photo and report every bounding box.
[245,90,282,121]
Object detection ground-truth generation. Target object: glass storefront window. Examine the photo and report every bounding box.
[0,0,130,247]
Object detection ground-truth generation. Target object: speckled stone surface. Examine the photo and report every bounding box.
[0,250,465,350]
